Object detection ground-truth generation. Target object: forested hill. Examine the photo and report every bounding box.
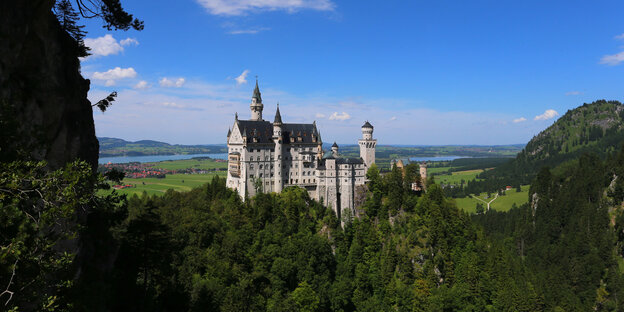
[98,137,227,157]
[475,100,624,190]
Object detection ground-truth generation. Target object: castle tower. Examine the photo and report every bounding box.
[250,79,263,121]
[331,142,339,157]
[273,104,283,192]
[359,121,377,168]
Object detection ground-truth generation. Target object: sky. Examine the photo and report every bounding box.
[82,0,624,145]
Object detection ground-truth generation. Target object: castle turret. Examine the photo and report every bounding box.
[250,79,263,121]
[359,121,376,168]
[273,104,283,192]
[331,142,339,157]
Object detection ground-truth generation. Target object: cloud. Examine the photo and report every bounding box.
[513,117,527,123]
[83,35,138,59]
[390,116,397,121]
[534,109,558,121]
[228,27,270,35]
[235,70,249,85]
[600,51,624,66]
[329,111,351,121]
[565,91,582,96]
[196,0,335,16]
[120,38,139,46]
[159,77,186,88]
[615,33,624,40]
[134,80,150,90]
[92,67,137,86]
[315,113,326,118]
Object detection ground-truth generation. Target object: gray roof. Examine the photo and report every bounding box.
[235,119,320,144]
[237,120,273,143]
[252,80,262,102]
[337,157,364,165]
[332,142,338,148]
[362,121,373,128]
[274,105,282,124]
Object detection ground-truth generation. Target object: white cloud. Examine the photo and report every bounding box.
[228,27,270,35]
[390,116,397,121]
[513,117,527,123]
[134,80,150,90]
[600,51,624,66]
[329,111,351,121]
[92,67,137,86]
[196,0,335,16]
[615,33,624,40]
[159,77,186,88]
[534,109,558,121]
[315,113,326,118]
[83,35,139,59]
[565,91,582,96]
[235,70,249,85]
[120,38,139,46]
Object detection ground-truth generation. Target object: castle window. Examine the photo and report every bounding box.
[250,164,254,169]
[250,174,254,178]
[257,156,260,161]
[259,165,263,169]
[260,173,263,177]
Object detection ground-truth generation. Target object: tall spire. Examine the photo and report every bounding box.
[252,78,262,103]
[274,102,282,125]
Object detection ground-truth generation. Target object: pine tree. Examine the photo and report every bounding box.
[54,0,90,57]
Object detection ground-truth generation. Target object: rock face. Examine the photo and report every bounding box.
[0,0,98,169]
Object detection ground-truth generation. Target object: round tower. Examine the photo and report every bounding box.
[250,79,263,121]
[331,142,339,157]
[359,121,377,169]
[273,104,283,192]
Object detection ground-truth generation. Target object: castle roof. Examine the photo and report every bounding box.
[235,119,320,144]
[332,142,338,148]
[362,121,373,128]
[274,104,282,124]
[252,80,262,103]
[337,157,364,165]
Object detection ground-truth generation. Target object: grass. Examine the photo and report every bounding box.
[427,166,452,174]
[112,172,226,197]
[453,185,530,213]
[146,158,227,170]
[435,169,484,185]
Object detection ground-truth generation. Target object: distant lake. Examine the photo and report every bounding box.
[408,156,470,162]
[99,153,228,164]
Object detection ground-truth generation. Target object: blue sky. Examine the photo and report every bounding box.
[83,0,624,145]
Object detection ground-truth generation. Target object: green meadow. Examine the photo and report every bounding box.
[434,169,484,185]
[113,172,227,196]
[145,158,228,170]
[454,185,530,213]
[108,158,228,196]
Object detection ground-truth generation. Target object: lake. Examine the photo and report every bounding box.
[408,156,470,162]
[99,153,228,164]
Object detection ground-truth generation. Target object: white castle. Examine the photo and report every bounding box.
[226,81,377,219]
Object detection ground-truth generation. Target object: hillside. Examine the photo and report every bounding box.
[98,137,226,157]
[470,100,624,192]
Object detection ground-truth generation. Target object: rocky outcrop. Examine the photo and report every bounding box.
[0,0,98,170]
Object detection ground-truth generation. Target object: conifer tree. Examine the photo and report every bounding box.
[54,0,90,57]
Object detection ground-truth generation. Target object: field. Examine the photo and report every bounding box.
[454,185,530,213]
[113,172,226,196]
[145,158,227,170]
[104,158,228,196]
[434,169,484,185]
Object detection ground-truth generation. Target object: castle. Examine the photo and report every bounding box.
[226,81,377,219]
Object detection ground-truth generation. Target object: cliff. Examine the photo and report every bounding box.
[0,0,98,169]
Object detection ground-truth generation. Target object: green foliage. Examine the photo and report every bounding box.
[0,160,125,310]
